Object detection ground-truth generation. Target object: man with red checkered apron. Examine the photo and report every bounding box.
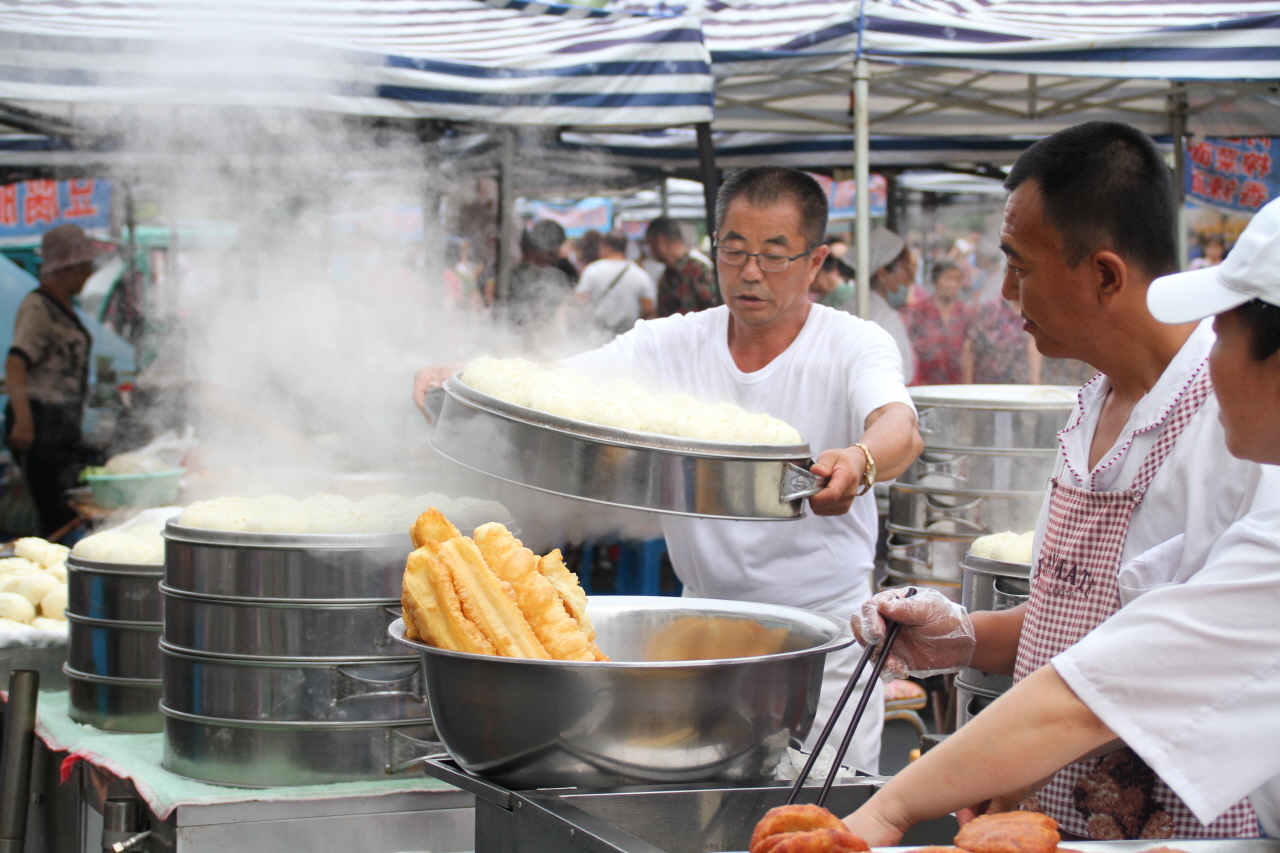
[852,122,1279,839]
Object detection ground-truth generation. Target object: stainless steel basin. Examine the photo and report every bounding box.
[390,595,852,789]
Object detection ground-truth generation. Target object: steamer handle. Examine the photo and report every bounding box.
[334,665,425,704]
[781,461,828,503]
[422,386,446,426]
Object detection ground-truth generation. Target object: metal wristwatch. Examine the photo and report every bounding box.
[853,443,876,496]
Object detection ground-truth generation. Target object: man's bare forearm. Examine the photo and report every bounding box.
[967,604,1026,676]
[5,354,30,420]
[858,402,923,482]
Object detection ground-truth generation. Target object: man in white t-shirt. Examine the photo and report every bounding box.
[414,166,923,772]
[559,168,923,772]
[574,230,655,335]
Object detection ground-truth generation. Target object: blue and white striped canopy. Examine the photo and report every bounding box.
[0,0,713,127]
[655,0,1280,80]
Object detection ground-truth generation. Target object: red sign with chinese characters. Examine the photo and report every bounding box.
[1186,137,1277,212]
[0,179,112,239]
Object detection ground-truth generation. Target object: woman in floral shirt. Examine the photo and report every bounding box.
[906,260,975,385]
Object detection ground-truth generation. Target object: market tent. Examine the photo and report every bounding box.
[680,0,1280,138]
[0,0,713,128]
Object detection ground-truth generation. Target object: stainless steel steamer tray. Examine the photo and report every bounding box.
[424,377,825,520]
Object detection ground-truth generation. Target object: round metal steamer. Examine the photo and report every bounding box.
[160,708,440,788]
[66,556,164,622]
[955,680,1002,729]
[63,665,163,733]
[163,523,412,600]
[161,586,410,660]
[425,378,825,521]
[391,596,853,790]
[66,613,162,679]
[160,522,439,785]
[161,643,431,723]
[959,553,1032,696]
[890,385,1075,586]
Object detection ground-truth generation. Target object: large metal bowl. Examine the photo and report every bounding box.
[389,596,852,790]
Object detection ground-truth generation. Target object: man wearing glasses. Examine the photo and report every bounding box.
[561,166,923,771]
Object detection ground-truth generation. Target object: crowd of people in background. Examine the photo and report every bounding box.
[442,211,1236,387]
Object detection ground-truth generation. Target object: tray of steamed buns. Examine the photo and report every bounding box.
[423,358,827,520]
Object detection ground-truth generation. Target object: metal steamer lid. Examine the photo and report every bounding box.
[443,375,812,461]
[65,554,164,575]
[960,552,1032,576]
[163,521,413,550]
[910,383,1079,411]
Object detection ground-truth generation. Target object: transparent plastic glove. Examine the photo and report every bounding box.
[853,587,976,681]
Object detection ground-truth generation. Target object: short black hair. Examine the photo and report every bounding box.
[524,219,566,255]
[1237,300,1280,361]
[645,216,685,243]
[715,166,828,247]
[1005,121,1177,278]
[602,230,628,254]
[930,259,960,285]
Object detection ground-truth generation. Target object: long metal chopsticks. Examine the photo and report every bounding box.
[786,587,917,808]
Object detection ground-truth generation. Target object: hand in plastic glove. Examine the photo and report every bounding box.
[853,587,976,681]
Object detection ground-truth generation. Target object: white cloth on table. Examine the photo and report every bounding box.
[1053,503,1280,837]
[1029,319,1272,581]
[565,304,912,773]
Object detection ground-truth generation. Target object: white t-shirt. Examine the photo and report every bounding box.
[1030,319,1271,583]
[575,258,656,332]
[564,304,913,614]
[866,289,916,384]
[1053,500,1280,836]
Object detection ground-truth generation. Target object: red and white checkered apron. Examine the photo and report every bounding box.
[1012,363,1259,840]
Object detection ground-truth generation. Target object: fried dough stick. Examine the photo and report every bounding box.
[402,543,496,654]
[438,537,551,660]
[412,508,462,549]
[473,523,607,662]
[538,548,597,642]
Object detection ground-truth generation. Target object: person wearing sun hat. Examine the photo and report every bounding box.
[5,223,113,536]
[840,196,1280,843]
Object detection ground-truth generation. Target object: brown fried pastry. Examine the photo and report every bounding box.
[402,543,496,655]
[437,537,551,660]
[473,523,607,662]
[411,508,462,549]
[954,811,1060,853]
[750,805,869,853]
[537,548,596,641]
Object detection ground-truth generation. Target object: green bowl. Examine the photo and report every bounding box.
[83,469,184,509]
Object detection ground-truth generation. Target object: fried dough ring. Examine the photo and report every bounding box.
[954,811,1060,853]
[750,805,869,853]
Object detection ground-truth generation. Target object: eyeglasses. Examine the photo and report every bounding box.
[715,244,817,273]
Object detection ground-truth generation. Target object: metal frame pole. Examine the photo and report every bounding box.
[695,123,718,235]
[495,129,516,306]
[0,670,40,853]
[1169,83,1190,270]
[854,57,871,320]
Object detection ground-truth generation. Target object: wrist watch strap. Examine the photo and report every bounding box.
[853,442,876,496]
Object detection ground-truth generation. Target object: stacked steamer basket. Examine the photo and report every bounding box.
[64,553,165,732]
[159,523,439,787]
[955,549,1031,726]
[887,385,1076,600]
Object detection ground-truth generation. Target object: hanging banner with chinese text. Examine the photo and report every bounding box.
[1186,138,1277,213]
[0,179,112,242]
[807,173,887,220]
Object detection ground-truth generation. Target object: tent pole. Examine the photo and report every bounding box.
[695,123,718,235]
[1169,83,1189,270]
[496,128,516,306]
[854,57,871,320]
[660,177,670,217]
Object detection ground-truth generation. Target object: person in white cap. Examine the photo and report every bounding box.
[853,121,1274,840]
[5,223,112,536]
[841,195,1280,844]
[859,226,918,385]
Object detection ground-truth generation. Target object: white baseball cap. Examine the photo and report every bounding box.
[1148,197,1280,324]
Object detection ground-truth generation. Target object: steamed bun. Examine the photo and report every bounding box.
[39,586,67,620]
[14,537,69,568]
[14,574,59,607]
[31,617,66,633]
[0,592,36,624]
